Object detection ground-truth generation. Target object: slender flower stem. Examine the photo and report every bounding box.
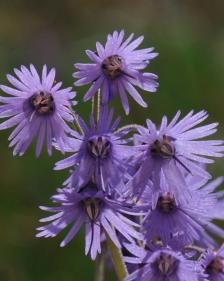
[115,124,145,134]
[91,90,101,185]
[93,89,128,280]
[92,89,101,123]
[184,244,205,254]
[71,110,84,135]
[106,235,128,281]
[95,253,105,281]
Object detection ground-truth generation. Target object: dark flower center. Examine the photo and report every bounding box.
[101,55,123,79]
[83,198,101,221]
[29,92,55,115]
[157,193,176,213]
[206,256,223,274]
[87,136,111,159]
[156,253,178,276]
[150,135,175,159]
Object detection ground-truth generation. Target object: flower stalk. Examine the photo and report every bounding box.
[106,235,128,281]
[95,252,106,281]
[92,89,101,123]
[92,89,128,280]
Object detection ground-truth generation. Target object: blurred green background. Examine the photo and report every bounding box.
[0,0,224,280]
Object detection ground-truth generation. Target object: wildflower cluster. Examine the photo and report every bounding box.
[1,30,224,281]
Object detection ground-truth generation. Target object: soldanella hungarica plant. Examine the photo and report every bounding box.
[1,30,224,281]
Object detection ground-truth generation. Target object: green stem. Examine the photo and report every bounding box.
[95,253,105,281]
[73,112,84,135]
[92,89,127,279]
[92,90,101,123]
[106,235,128,281]
[70,109,84,135]
[114,124,145,134]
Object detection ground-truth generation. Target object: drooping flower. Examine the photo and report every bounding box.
[0,65,76,156]
[54,108,136,195]
[125,246,203,281]
[142,174,224,250]
[130,110,224,202]
[36,185,143,260]
[199,245,224,281]
[73,30,158,114]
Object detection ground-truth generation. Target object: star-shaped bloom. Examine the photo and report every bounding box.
[125,246,203,281]
[199,245,224,281]
[73,30,158,114]
[0,65,76,156]
[131,110,224,203]
[54,108,136,195]
[142,175,224,250]
[36,185,143,260]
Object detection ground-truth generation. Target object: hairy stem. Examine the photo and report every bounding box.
[106,235,128,281]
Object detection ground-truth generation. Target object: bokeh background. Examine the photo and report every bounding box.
[0,0,224,280]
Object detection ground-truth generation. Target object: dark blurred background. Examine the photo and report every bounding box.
[0,0,224,280]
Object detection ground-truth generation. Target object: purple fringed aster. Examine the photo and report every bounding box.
[0,65,76,156]
[131,110,224,202]
[124,246,203,281]
[199,245,224,281]
[142,174,224,250]
[54,108,136,195]
[73,30,158,114]
[36,185,143,260]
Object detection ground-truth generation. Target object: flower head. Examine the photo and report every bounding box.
[0,65,76,156]
[125,247,202,281]
[131,110,224,202]
[142,175,224,250]
[74,30,158,114]
[200,245,224,281]
[54,108,136,195]
[36,185,143,260]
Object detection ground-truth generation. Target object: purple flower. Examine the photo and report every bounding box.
[125,247,202,281]
[36,185,143,260]
[131,110,224,202]
[142,174,224,250]
[0,65,76,156]
[73,30,158,114]
[54,108,136,195]
[199,245,224,281]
